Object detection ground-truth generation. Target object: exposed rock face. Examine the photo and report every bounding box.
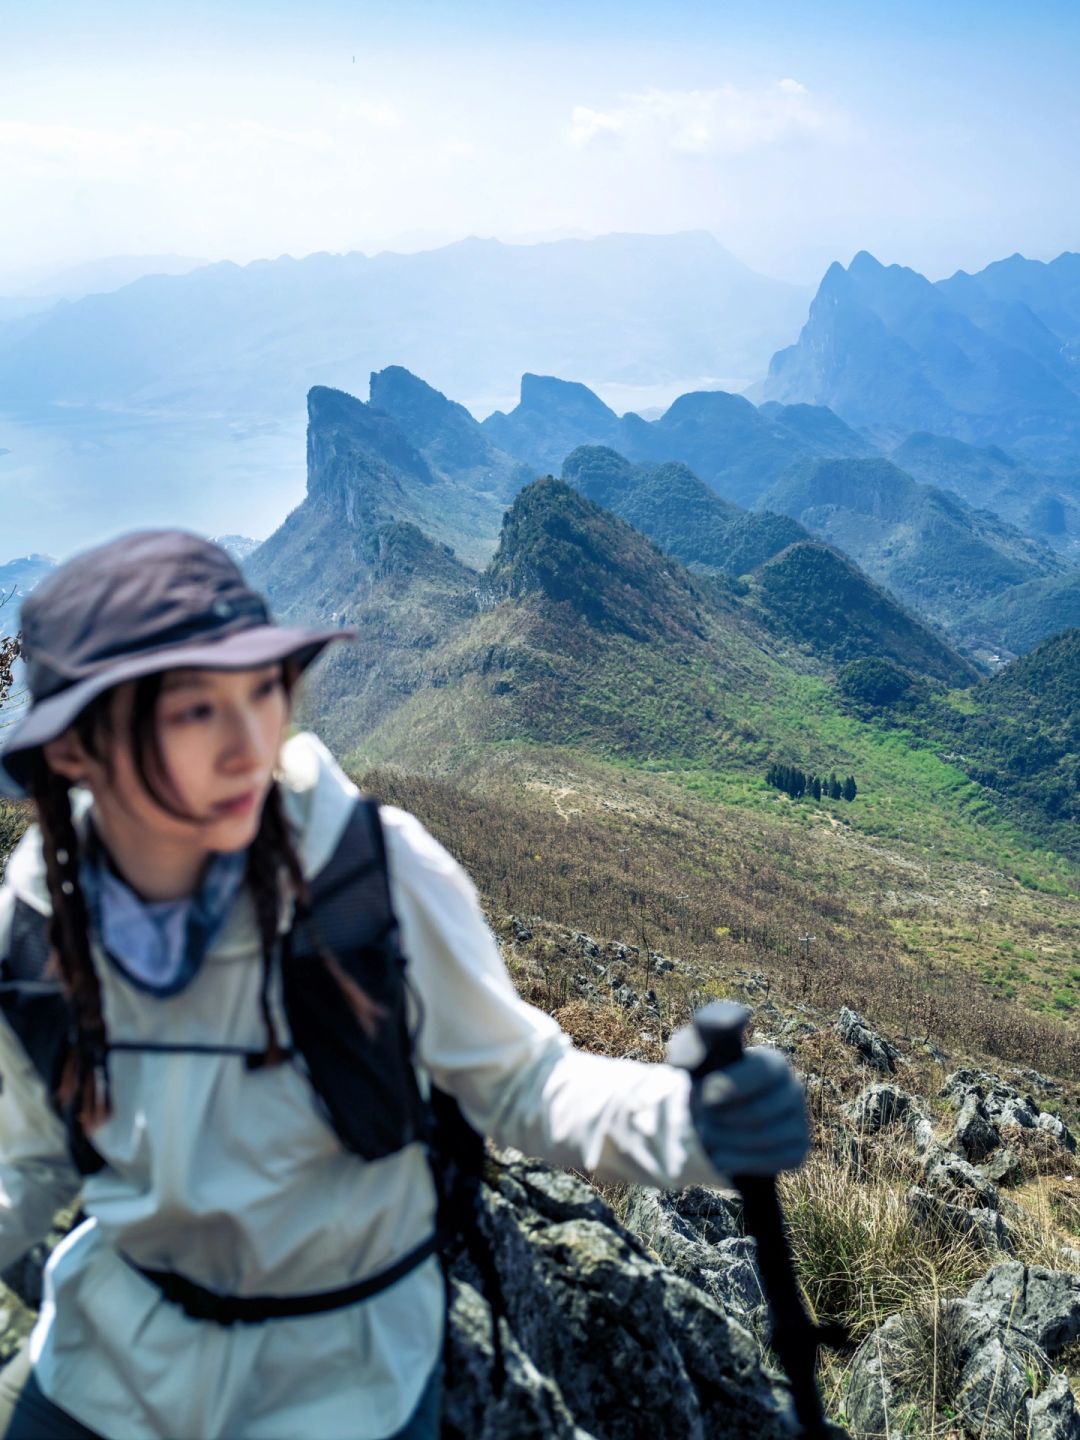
[835,1008,900,1074]
[906,1187,1013,1254]
[942,1071,1077,1153]
[847,1300,1080,1440]
[444,1153,799,1439]
[952,1092,1002,1162]
[843,1083,913,1134]
[621,1187,768,1341]
[966,1263,1080,1358]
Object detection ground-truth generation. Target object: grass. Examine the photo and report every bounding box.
[360,752,1080,1080]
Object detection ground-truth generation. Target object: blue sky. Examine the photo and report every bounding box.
[2,0,1078,284]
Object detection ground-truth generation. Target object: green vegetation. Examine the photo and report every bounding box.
[764,764,856,802]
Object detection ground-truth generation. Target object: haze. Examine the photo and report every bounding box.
[3,0,1079,287]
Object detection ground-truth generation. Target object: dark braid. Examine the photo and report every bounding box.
[28,756,111,1129]
[244,782,302,1068]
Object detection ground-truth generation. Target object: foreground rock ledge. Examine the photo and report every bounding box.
[443,1151,805,1439]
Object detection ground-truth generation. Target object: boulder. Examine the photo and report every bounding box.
[1038,1112,1078,1154]
[921,1145,1001,1209]
[446,1153,800,1439]
[835,1008,900,1074]
[906,1187,1013,1253]
[966,1263,1080,1358]
[621,1187,767,1340]
[846,1299,1078,1440]
[982,1147,1025,1186]
[844,1084,914,1134]
[951,1092,1001,1163]
[942,1071,1076,1151]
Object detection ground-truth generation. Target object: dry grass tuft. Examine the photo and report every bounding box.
[552,999,664,1062]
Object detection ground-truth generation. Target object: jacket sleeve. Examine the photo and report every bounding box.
[0,885,82,1269]
[381,806,722,1189]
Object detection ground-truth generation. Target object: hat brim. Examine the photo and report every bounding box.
[0,623,354,798]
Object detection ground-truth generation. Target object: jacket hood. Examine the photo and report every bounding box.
[2,732,358,922]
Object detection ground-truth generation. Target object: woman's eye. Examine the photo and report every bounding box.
[254,675,283,700]
[167,703,214,725]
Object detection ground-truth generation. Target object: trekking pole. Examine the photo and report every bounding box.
[668,1001,848,1439]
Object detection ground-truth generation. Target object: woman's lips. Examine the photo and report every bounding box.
[212,789,259,817]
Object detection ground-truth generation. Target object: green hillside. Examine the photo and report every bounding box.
[561,444,807,577]
[748,541,979,686]
[760,457,1066,643]
[561,445,975,686]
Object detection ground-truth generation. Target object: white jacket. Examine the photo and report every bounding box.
[0,733,719,1439]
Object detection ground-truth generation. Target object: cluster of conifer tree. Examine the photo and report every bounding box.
[765,765,857,803]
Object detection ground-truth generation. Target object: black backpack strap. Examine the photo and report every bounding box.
[0,898,106,1176]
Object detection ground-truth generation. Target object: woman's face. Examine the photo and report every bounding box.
[47,663,291,855]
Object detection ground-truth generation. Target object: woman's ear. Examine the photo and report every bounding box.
[42,730,91,784]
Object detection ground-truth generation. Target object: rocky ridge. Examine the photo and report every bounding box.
[2,923,1079,1437]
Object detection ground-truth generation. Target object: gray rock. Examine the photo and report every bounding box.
[847,1299,1066,1440]
[836,1008,900,1074]
[949,1068,1080,1151]
[921,1145,1001,1208]
[982,1147,1024,1186]
[906,1187,1013,1253]
[449,1155,799,1439]
[966,1263,1080,1358]
[844,1084,914,1134]
[1028,1374,1080,1439]
[444,1278,589,1440]
[621,1187,770,1341]
[1037,1112,1078,1154]
[952,1092,1001,1163]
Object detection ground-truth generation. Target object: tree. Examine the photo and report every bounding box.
[811,775,822,801]
[828,772,842,800]
[843,774,858,803]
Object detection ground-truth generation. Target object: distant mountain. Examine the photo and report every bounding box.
[212,535,261,565]
[0,554,55,637]
[758,456,1066,643]
[561,445,808,577]
[925,629,1080,846]
[484,377,876,508]
[762,251,1080,468]
[0,254,209,303]
[246,382,510,613]
[332,476,812,771]
[888,433,1079,552]
[483,376,625,475]
[0,232,809,423]
[559,445,974,685]
[965,573,1080,658]
[367,365,530,499]
[749,541,978,687]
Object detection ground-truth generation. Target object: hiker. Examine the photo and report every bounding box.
[0,532,809,1440]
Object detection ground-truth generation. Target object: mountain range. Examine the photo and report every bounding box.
[0,232,808,423]
[761,251,1080,471]
[244,386,1077,858]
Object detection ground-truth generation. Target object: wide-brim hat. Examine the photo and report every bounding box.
[0,530,354,798]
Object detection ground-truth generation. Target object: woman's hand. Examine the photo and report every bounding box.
[687,1045,811,1177]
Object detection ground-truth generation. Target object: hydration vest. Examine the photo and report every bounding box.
[0,798,503,1359]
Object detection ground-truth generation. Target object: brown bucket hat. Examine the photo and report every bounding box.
[0,530,353,797]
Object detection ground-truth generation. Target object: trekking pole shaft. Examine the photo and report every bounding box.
[671,1001,834,1439]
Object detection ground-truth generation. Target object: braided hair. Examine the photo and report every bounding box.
[25,667,317,1122]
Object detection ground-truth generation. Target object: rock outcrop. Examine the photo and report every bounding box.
[444,1153,799,1439]
[847,1300,1080,1439]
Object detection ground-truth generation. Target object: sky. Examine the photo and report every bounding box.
[1,0,1078,286]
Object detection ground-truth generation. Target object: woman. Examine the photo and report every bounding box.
[0,531,809,1439]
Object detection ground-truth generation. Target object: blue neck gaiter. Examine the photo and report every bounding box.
[80,823,249,998]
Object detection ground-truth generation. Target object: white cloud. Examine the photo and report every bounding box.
[567,81,829,156]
